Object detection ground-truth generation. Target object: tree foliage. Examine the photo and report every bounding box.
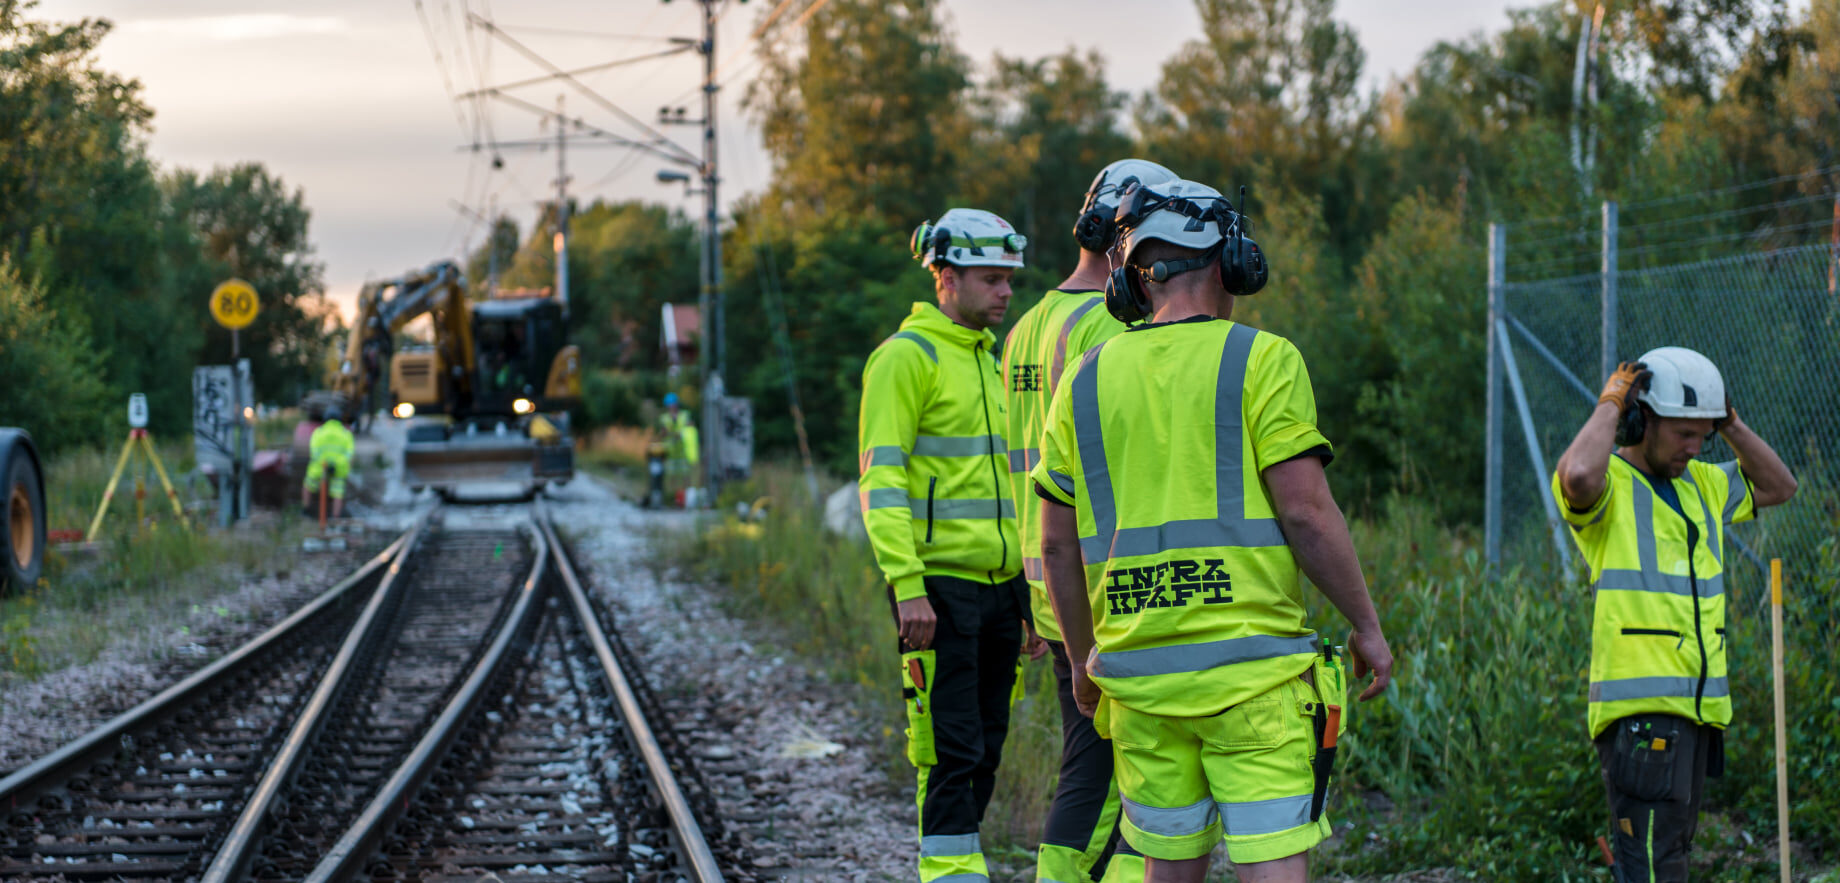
[0,2,330,447]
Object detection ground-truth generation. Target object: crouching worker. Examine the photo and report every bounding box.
[1031,178,1393,883]
[302,410,355,520]
[859,208,1031,882]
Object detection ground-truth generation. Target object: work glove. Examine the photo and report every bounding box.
[1598,361,1650,411]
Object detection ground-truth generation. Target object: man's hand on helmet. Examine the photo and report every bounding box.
[1599,361,1651,411]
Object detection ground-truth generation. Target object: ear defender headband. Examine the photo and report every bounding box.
[911,222,1029,266]
[1103,184,1271,324]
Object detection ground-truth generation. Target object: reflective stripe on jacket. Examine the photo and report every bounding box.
[1031,318,1331,716]
[1002,289,1122,643]
[859,302,1020,601]
[1552,455,1755,737]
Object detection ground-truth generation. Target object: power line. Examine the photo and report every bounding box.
[467,12,699,165]
[457,44,697,97]
[488,24,683,42]
[413,0,473,141]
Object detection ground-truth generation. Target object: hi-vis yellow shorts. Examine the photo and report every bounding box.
[1108,675,1330,864]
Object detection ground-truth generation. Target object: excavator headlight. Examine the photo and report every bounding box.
[392,402,415,419]
[513,397,535,415]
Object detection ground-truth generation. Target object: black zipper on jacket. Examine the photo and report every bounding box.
[1687,516,1707,720]
[976,342,1008,576]
[925,477,937,543]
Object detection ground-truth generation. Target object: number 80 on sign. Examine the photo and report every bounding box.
[210,279,260,330]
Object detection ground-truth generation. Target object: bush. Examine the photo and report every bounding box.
[664,463,1840,879]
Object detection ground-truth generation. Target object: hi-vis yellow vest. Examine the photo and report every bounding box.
[1002,289,1123,642]
[859,302,1020,602]
[1552,455,1755,737]
[1031,317,1331,717]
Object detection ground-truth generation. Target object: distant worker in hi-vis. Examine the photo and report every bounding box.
[1004,157,1181,883]
[1553,347,1795,882]
[656,392,699,504]
[1031,177,1393,883]
[859,208,1030,883]
[302,406,355,520]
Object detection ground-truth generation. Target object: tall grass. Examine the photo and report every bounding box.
[664,462,1838,881]
[2,442,308,679]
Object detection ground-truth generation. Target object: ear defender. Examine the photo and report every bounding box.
[910,223,954,264]
[910,222,934,261]
[1104,265,1152,324]
[1615,403,1648,447]
[1073,210,1117,253]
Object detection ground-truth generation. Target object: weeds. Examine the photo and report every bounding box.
[662,463,1838,880]
[1,442,310,680]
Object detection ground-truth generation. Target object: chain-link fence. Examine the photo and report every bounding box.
[1485,199,1840,603]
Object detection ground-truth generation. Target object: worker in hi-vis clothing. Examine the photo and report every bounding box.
[859,207,1030,883]
[302,409,355,520]
[656,392,699,502]
[1031,178,1393,883]
[1552,347,1795,883]
[1003,158,1179,883]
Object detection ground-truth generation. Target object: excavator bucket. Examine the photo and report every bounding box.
[401,435,573,492]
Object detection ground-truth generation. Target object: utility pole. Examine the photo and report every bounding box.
[660,0,726,502]
[553,95,571,310]
[702,0,724,383]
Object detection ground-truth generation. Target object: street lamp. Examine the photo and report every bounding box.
[656,169,690,185]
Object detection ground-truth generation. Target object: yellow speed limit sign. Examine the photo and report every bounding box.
[210,279,260,330]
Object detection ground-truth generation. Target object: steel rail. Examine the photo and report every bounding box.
[200,513,432,882]
[0,526,414,813]
[538,510,725,882]
[304,521,552,882]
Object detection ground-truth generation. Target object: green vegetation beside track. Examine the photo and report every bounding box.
[663,461,1838,881]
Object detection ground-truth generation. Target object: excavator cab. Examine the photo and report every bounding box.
[470,298,576,416]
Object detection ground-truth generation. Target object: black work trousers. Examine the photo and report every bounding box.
[898,575,1025,840]
[1039,640,1139,881]
[1595,713,1722,883]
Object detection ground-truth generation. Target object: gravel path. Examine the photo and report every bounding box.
[546,477,914,882]
[0,544,367,769]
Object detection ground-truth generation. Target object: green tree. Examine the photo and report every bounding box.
[165,163,332,404]
[0,260,110,453]
[1136,0,1379,267]
[960,49,1133,278]
[746,0,971,230]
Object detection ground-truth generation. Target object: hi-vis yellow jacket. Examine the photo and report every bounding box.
[1031,318,1330,716]
[1002,289,1123,642]
[1553,455,1754,738]
[859,302,1020,602]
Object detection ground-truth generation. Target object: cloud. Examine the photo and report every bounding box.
[120,14,346,42]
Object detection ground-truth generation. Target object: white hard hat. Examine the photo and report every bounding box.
[1637,346,1726,419]
[1116,178,1236,267]
[912,208,1027,269]
[1081,158,1179,219]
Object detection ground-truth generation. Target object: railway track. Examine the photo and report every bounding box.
[0,510,729,881]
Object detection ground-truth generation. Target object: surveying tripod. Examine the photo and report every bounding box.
[86,428,189,541]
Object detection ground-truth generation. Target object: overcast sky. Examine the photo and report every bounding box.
[39,0,1526,315]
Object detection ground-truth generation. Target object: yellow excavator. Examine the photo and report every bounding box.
[329,259,580,498]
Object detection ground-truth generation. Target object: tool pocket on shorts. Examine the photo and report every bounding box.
[901,649,937,767]
[1611,719,1679,802]
[1201,692,1284,751]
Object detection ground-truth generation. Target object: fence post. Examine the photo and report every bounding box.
[1602,200,1618,380]
[1486,223,1505,570]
